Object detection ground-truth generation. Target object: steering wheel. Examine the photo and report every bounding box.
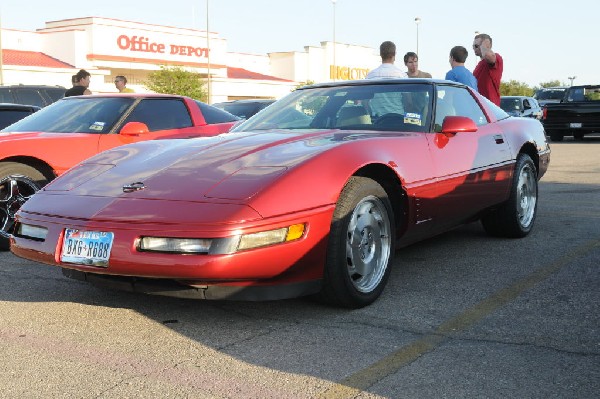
[374,113,405,126]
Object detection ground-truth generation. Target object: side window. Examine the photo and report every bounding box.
[15,89,45,108]
[434,86,487,132]
[124,99,193,131]
[523,99,530,109]
[0,89,14,103]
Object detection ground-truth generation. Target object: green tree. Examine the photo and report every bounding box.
[144,65,207,101]
[532,80,565,92]
[500,80,534,96]
[292,80,315,91]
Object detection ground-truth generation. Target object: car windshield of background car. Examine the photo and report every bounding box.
[233,83,434,133]
[1,97,135,133]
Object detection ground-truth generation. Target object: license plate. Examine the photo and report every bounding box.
[570,122,582,128]
[61,229,114,267]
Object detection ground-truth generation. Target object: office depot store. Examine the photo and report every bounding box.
[0,17,380,103]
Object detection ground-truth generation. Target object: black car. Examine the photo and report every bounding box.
[500,96,543,119]
[0,85,66,108]
[212,99,275,119]
[0,103,40,129]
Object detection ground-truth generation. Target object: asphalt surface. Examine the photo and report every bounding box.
[1,137,599,398]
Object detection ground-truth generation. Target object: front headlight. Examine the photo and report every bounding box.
[138,223,305,255]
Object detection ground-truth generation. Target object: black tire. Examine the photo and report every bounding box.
[318,176,395,308]
[481,154,538,238]
[549,131,564,142]
[0,162,49,251]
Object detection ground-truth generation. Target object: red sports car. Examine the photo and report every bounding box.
[10,80,550,308]
[0,94,240,249]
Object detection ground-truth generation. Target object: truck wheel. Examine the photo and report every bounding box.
[481,154,538,238]
[549,131,564,142]
[318,176,395,308]
[0,163,50,251]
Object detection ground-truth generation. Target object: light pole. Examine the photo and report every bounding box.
[206,0,211,103]
[414,17,421,55]
[332,0,337,81]
[568,76,576,86]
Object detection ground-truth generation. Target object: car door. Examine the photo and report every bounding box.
[426,85,512,229]
[97,98,197,152]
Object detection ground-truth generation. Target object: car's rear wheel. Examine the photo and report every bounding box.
[481,154,538,238]
[548,131,564,142]
[319,176,395,308]
[0,163,48,251]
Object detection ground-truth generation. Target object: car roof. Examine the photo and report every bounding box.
[215,99,275,104]
[301,78,449,90]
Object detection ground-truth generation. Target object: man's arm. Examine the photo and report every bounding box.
[479,38,497,65]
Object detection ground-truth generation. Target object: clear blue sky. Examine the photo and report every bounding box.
[1,0,596,87]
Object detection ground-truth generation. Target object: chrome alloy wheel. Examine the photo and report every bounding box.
[345,195,392,293]
[516,163,537,229]
[0,175,40,233]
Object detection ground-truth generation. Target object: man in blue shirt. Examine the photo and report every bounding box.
[445,46,478,91]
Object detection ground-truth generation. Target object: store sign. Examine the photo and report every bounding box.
[117,35,210,58]
[330,65,369,80]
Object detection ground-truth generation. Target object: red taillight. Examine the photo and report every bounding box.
[542,106,547,120]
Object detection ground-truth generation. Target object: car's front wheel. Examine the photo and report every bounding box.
[0,163,48,250]
[481,154,538,238]
[319,177,395,308]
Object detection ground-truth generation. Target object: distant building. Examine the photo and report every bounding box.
[0,17,380,103]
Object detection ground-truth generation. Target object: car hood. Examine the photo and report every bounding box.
[41,129,399,203]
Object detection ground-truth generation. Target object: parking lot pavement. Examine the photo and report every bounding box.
[1,138,598,398]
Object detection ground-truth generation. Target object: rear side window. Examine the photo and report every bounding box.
[0,89,14,103]
[123,99,193,131]
[14,88,46,108]
[196,101,241,124]
[45,88,66,103]
[0,109,35,129]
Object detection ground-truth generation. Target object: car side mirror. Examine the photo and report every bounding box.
[120,121,150,136]
[440,116,478,134]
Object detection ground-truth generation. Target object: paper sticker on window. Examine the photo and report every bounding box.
[89,121,106,131]
[404,113,422,126]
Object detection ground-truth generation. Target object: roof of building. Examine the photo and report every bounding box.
[227,67,292,82]
[1,49,74,68]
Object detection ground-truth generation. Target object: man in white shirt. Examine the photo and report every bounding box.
[367,41,407,116]
[367,41,408,79]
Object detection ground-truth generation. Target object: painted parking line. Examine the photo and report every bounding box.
[319,238,600,399]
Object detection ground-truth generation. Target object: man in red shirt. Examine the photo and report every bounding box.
[473,33,503,105]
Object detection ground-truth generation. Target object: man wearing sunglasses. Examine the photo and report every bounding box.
[473,33,503,106]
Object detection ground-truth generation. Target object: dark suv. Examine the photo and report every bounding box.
[0,85,66,108]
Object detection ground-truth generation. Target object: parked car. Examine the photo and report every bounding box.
[542,85,600,141]
[0,85,66,108]
[0,103,40,129]
[212,99,275,119]
[9,79,550,308]
[500,96,542,119]
[0,93,240,249]
[533,86,567,107]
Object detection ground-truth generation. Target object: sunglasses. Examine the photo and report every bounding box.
[473,44,480,49]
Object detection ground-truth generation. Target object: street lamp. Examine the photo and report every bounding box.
[414,17,421,55]
[332,0,337,81]
[568,76,576,86]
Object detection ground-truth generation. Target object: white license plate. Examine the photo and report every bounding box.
[61,229,114,267]
[570,122,582,128]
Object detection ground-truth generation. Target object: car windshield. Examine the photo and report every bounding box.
[232,82,434,133]
[500,98,522,112]
[1,97,135,133]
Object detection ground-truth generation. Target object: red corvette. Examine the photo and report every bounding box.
[0,94,240,248]
[10,80,550,308]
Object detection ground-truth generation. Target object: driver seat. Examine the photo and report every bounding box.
[336,106,371,127]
